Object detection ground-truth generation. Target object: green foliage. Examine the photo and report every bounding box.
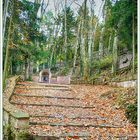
[17,131,34,140]
[125,101,137,126]
[3,124,15,140]
[104,0,137,52]
[59,67,70,76]
[61,7,77,38]
[94,25,101,51]
[59,7,76,52]
[93,55,113,70]
[26,76,32,81]
[3,0,137,81]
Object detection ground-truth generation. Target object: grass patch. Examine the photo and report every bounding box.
[125,101,137,126]
[114,87,137,126]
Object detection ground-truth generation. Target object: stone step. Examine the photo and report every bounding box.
[13,104,95,117]
[12,93,80,100]
[29,125,90,138]
[29,125,136,139]
[30,115,107,120]
[33,136,89,140]
[13,90,78,99]
[29,117,122,128]
[31,135,137,140]
[11,82,137,139]
[10,95,87,107]
[17,82,69,87]
[13,105,126,126]
[30,122,122,128]
[14,88,81,98]
[10,101,95,109]
[15,86,71,91]
[114,135,137,140]
[16,84,70,88]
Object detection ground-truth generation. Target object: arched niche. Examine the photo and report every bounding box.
[39,69,51,83]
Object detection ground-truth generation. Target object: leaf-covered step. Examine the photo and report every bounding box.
[29,125,89,137]
[10,95,87,107]
[17,82,69,88]
[29,125,136,139]
[30,115,107,120]
[12,93,80,100]
[29,117,122,128]
[114,135,137,139]
[11,82,136,138]
[30,122,122,128]
[10,101,95,109]
[15,86,70,91]
[14,89,77,98]
[13,104,95,117]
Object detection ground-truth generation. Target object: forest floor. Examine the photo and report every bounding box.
[10,81,137,140]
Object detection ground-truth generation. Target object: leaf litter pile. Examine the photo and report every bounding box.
[11,81,137,139]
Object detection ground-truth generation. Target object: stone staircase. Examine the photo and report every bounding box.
[10,81,137,140]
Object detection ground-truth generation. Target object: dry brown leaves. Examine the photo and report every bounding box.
[10,82,137,139]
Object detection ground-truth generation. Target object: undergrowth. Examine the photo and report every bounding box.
[125,101,137,126]
[115,87,137,127]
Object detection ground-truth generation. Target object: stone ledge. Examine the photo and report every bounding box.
[12,93,81,100]
[3,76,29,130]
[10,102,95,109]
[30,122,123,128]
[109,80,137,88]
[3,106,29,119]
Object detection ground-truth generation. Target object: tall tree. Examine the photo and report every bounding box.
[64,0,67,65]
[3,0,14,86]
[3,0,10,44]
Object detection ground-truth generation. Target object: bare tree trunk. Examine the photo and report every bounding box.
[88,1,95,75]
[132,12,135,74]
[19,64,22,74]
[43,63,45,69]
[36,65,39,73]
[10,59,13,75]
[29,61,33,79]
[81,0,88,80]
[108,34,112,53]
[99,27,104,58]
[3,0,9,44]
[112,30,118,74]
[49,23,60,69]
[49,45,55,69]
[3,9,13,84]
[25,57,29,80]
[64,0,67,65]
[72,22,81,74]
[80,15,84,76]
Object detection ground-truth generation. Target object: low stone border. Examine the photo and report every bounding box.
[3,76,30,140]
[109,80,137,88]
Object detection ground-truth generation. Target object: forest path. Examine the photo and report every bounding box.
[10,81,137,140]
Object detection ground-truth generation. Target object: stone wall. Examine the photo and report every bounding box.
[109,80,137,88]
[32,75,71,84]
[57,76,71,84]
[3,76,29,140]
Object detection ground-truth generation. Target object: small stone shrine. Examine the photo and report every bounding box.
[39,69,51,83]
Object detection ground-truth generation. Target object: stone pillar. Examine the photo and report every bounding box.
[39,71,42,82]
[49,72,51,83]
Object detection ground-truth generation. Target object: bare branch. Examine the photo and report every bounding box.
[73,0,82,7]
[41,0,50,17]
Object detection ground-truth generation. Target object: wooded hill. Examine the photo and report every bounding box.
[3,0,137,84]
